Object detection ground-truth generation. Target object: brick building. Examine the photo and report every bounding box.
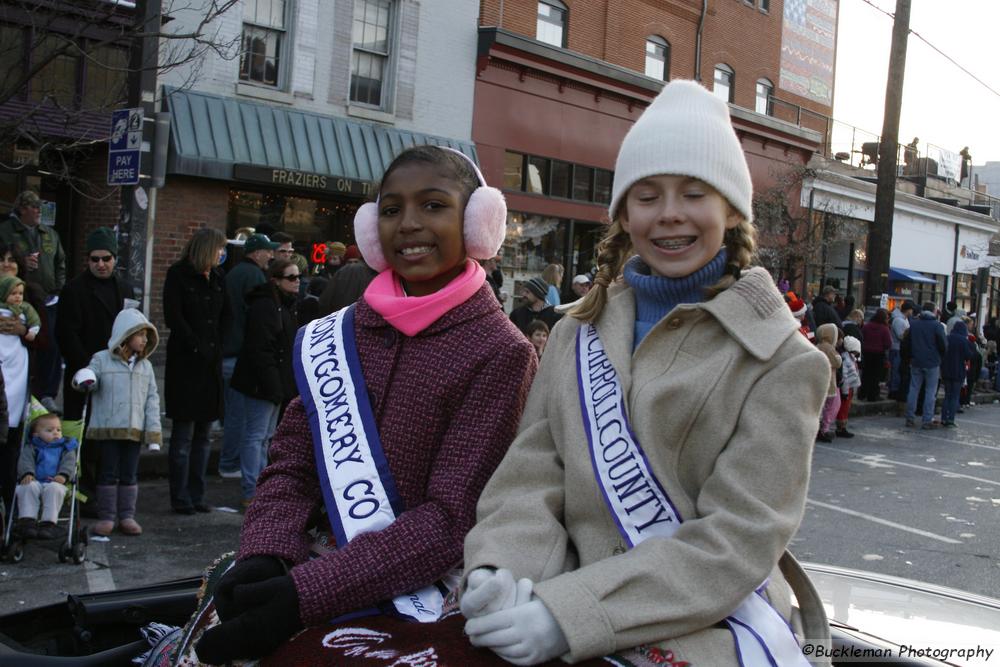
[475,0,836,297]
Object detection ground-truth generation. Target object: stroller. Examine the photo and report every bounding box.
[0,396,88,565]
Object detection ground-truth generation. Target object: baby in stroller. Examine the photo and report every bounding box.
[14,412,77,540]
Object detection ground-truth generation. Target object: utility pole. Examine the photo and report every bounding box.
[118,0,161,307]
[867,0,911,307]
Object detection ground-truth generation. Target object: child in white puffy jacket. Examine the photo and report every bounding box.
[837,335,863,438]
[73,308,161,537]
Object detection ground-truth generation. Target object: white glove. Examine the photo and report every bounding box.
[460,568,533,620]
[465,597,570,666]
[72,368,97,392]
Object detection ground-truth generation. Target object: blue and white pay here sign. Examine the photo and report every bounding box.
[107,108,143,186]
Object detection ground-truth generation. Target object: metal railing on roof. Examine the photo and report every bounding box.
[767,96,1000,222]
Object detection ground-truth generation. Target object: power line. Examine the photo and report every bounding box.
[855,0,1000,100]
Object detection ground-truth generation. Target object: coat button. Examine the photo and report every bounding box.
[666,317,683,330]
[383,330,396,348]
[612,544,626,555]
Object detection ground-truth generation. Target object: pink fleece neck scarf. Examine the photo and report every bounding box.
[363,259,486,336]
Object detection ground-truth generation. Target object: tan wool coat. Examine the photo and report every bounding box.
[464,267,832,665]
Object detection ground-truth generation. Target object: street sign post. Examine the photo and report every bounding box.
[107,107,143,186]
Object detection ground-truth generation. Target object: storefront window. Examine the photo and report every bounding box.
[526,155,549,194]
[504,151,524,190]
[571,221,602,277]
[594,169,612,205]
[501,211,566,274]
[572,165,593,201]
[228,188,360,270]
[550,160,571,198]
[953,273,973,312]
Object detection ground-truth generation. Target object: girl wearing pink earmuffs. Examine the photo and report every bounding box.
[193,145,538,664]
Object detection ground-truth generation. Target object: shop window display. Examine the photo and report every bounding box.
[227,189,360,271]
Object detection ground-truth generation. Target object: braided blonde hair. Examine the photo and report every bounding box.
[703,216,757,299]
[567,220,633,322]
[568,213,757,322]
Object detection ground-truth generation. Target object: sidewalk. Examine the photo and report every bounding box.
[847,388,1000,418]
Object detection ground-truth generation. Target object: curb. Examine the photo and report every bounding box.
[847,390,1000,418]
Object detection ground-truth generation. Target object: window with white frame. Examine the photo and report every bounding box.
[536,1,567,48]
[350,0,393,107]
[240,0,288,87]
[644,36,670,80]
[755,78,773,115]
[713,64,734,103]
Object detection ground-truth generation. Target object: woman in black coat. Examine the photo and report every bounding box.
[230,258,299,505]
[163,228,228,514]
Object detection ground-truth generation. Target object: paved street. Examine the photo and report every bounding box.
[794,400,1000,599]
[3,402,1000,617]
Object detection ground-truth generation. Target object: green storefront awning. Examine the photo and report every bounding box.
[163,87,478,188]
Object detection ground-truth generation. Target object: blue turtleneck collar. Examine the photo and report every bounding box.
[623,248,727,350]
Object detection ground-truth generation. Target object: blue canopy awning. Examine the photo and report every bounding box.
[162,87,478,183]
[888,267,937,285]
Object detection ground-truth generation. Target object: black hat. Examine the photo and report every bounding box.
[524,277,549,301]
[244,233,279,253]
[86,227,118,256]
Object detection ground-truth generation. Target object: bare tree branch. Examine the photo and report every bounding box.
[0,0,240,190]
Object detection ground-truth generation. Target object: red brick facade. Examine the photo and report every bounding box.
[146,178,229,337]
[479,0,834,125]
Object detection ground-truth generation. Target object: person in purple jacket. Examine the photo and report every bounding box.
[195,146,538,663]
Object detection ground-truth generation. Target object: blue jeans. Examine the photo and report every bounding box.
[906,366,940,424]
[219,357,244,473]
[96,439,141,486]
[888,349,901,393]
[241,394,279,500]
[168,420,212,509]
[940,379,963,424]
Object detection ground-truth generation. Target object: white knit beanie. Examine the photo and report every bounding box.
[609,80,753,223]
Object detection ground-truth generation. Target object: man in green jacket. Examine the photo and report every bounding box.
[0,191,67,410]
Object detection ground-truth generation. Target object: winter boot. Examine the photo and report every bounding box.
[15,517,38,539]
[117,485,142,536]
[92,485,117,536]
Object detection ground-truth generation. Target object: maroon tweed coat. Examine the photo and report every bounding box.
[237,284,537,625]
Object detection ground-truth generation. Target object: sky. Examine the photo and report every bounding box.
[833,0,1000,166]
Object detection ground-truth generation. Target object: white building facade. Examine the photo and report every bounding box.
[803,169,1000,322]
[155,0,479,261]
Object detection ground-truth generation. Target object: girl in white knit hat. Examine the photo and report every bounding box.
[463,80,832,666]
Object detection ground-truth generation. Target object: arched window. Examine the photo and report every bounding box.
[537,1,567,48]
[755,77,774,115]
[644,36,670,81]
[713,64,734,103]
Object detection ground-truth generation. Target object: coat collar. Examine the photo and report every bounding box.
[691,267,797,361]
[356,283,500,336]
[599,267,796,369]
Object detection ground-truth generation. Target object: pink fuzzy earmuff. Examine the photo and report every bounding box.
[353,146,507,272]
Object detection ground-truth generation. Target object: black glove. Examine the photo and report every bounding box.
[213,555,287,622]
[195,575,303,664]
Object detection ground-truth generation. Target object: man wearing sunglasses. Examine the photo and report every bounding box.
[0,191,68,412]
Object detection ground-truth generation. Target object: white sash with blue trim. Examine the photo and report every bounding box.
[294,305,450,623]
[576,323,810,666]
